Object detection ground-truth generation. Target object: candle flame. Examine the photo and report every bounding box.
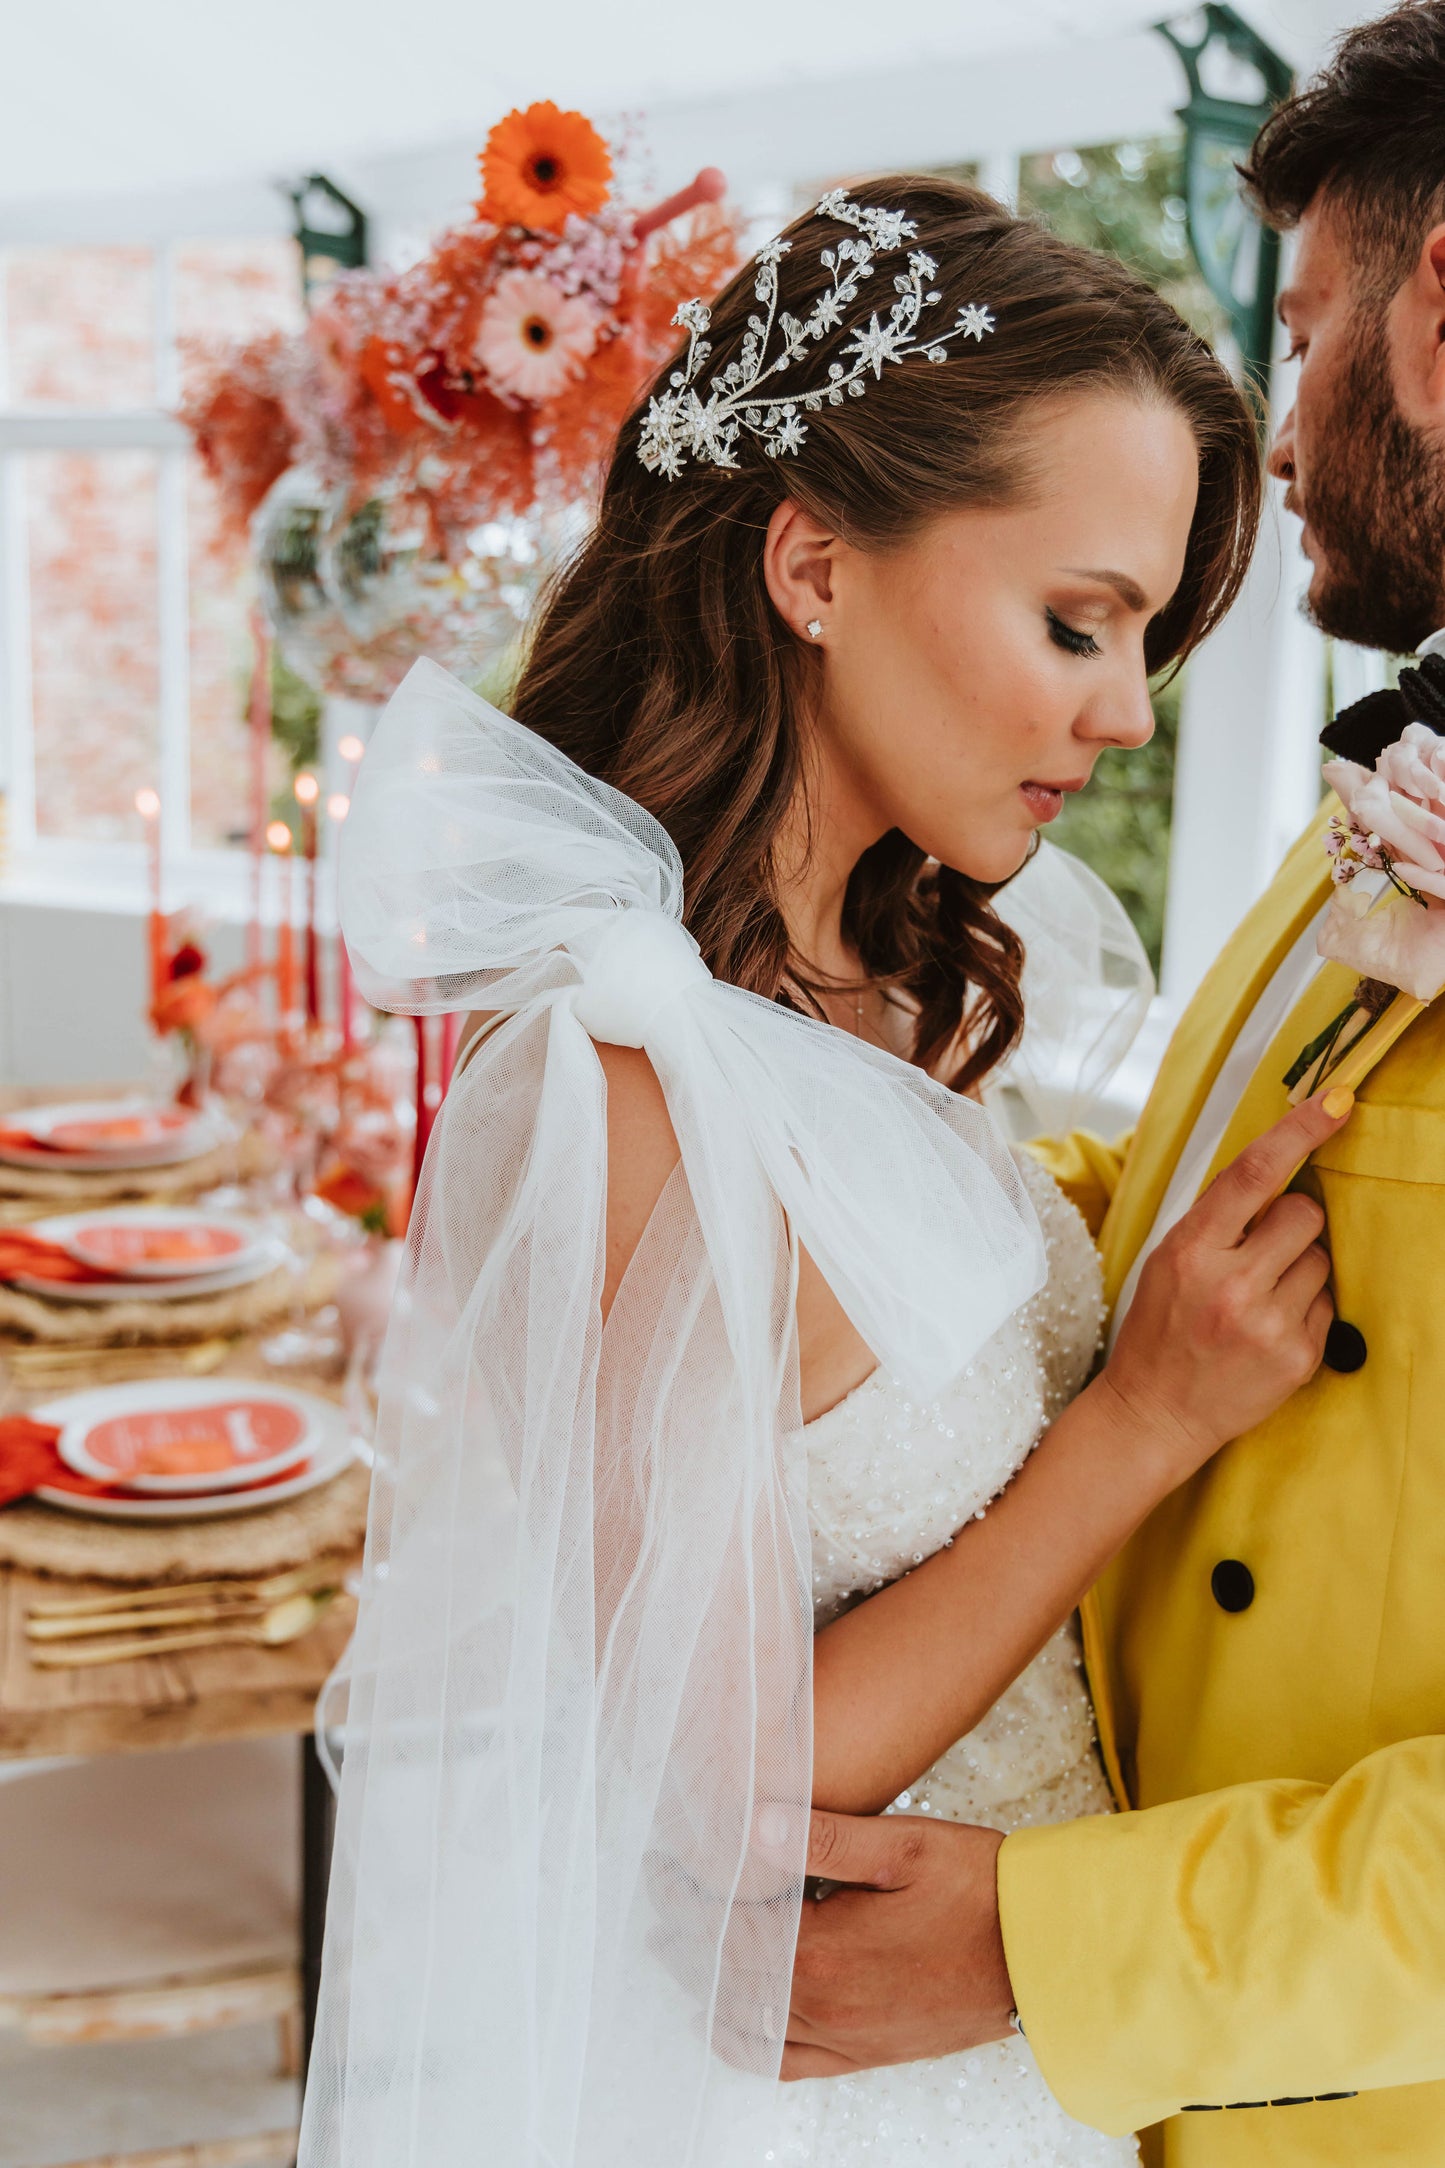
[134,787,161,820]
[338,734,365,763]
[327,793,350,822]
[266,820,293,853]
[294,772,320,806]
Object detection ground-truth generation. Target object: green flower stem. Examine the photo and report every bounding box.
[1282,998,1363,1093]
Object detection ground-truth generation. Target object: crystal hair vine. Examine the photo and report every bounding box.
[637,188,996,480]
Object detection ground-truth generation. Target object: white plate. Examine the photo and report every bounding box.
[0,1100,223,1173]
[47,1379,348,1494]
[9,1238,288,1305]
[34,1430,359,1521]
[50,1207,266,1281]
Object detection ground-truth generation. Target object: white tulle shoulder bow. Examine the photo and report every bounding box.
[299,657,1047,2168]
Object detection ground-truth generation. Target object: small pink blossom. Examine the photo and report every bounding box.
[1321,723,1445,998]
[474,269,599,402]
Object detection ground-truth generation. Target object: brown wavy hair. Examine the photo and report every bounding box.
[513,177,1261,1091]
[1241,0,1445,302]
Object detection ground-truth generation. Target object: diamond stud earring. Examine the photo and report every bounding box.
[806,620,823,640]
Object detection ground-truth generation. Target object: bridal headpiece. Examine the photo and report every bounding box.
[638,187,997,478]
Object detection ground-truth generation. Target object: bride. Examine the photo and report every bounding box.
[300,178,1345,2168]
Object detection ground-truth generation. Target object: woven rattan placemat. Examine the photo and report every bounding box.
[0,1458,371,1583]
[0,1247,342,1347]
[0,1124,275,1226]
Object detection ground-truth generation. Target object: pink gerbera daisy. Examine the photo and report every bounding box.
[475,269,599,402]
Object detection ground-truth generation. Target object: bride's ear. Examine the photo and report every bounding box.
[763,498,839,642]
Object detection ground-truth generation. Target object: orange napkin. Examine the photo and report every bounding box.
[0,1418,117,1507]
[0,1232,114,1285]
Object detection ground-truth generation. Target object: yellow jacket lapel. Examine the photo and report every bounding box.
[1099,805,1335,1308]
[1197,959,1358,1187]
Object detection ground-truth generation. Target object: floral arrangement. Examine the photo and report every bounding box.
[1287,712,1445,1096]
[149,924,216,1042]
[1320,723,1445,997]
[182,103,739,555]
[314,1105,410,1237]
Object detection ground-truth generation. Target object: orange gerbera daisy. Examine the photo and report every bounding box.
[478,101,612,233]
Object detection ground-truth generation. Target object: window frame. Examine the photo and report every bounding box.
[0,241,269,917]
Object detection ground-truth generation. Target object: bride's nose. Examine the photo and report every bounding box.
[1080,676,1155,753]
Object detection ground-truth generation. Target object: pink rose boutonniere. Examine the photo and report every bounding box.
[1286,718,1445,1098]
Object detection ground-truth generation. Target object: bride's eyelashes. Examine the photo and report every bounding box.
[1045,607,1102,659]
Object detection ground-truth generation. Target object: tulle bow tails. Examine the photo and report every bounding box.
[298,657,1046,2168]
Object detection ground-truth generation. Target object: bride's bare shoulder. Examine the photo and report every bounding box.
[557,1022,873,1418]
[459,1010,678,1317]
[594,1043,681,1317]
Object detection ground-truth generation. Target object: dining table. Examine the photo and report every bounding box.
[0,1082,367,2076]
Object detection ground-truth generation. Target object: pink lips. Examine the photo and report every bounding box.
[1020,778,1086,822]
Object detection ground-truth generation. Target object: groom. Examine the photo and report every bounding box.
[782,7,1445,2161]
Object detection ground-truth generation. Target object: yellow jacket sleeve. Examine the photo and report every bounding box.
[996,1736,1445,2136]
[1022,1128,1134,1241]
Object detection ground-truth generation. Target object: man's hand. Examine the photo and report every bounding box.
[783,1809,1014,2079]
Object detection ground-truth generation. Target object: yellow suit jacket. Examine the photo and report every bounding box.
[997,806,1445,2165]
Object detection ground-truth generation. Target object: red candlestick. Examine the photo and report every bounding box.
[294,774,321,1029]
[267,822,297,1031]
[247,609,272,976]
[327,790,354,1051]
[135,788,164,1009]
[411,1015,430,1200]
[303,813,320,1027]
[338,937,355,1054]
[279,863,296,1029]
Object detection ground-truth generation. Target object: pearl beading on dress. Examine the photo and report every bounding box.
[754,1153,1140,2167]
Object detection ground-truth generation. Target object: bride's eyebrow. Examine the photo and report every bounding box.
[1060,567,1148,611]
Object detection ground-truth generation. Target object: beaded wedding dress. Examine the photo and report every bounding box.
[305,661,1155,2168]
[762,1150,1141,2167]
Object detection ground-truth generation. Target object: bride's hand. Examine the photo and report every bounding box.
[1100,1088,1353,1481]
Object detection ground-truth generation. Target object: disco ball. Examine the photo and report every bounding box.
[254,469,550,703]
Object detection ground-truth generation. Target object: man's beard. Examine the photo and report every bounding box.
[1300,315,1445,655]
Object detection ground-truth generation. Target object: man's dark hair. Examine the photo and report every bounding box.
[1241,0,1445,296]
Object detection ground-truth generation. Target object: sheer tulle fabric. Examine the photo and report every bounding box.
[988,838,1154,1139]
[298,658,1047,2168]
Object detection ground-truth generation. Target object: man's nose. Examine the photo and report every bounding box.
[1268,406,1296,485]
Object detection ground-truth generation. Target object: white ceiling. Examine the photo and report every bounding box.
[0,0,1372,237]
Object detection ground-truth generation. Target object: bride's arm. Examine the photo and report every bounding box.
[594,1045,1346,1818]
[810,1370,1186,1814]
[810,1091,1348,1815]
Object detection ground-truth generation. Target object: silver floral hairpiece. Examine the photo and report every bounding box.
[637,187,996,480]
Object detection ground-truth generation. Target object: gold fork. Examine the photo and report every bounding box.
[26,1556,353,1623]
[5,1337,232,1388]
[28,1589,338,1667]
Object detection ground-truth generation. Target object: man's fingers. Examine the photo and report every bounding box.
[707,2014,789,2072]
[1273,1241,1333,1318]
[1197,1089,1353,1240]
[781,2043,859,2080]
[1238,1193,1327,1284]
[804,1808,927,1889]
[1305,1284,1335,1352]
